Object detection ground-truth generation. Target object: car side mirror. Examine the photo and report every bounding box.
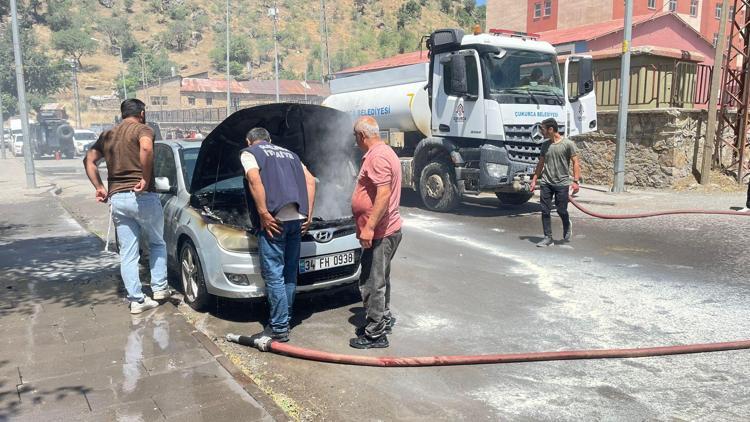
[448,55,469,97]
[154,177,176,194]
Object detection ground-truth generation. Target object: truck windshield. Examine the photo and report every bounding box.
[483,49,563,102]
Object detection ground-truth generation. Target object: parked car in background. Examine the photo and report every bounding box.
[73,129,98,155]
[151,104,362,310]
[13,135,24,156]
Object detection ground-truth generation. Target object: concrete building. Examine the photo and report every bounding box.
[487,0,739,46]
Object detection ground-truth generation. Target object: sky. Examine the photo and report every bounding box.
[476,0,486,4]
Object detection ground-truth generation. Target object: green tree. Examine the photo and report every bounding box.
[52,27,98,68]
[47,0,76,31]
[160,21,192,51]
[0,21,68,116]
[440,0,452,13]
[210,36,254,77]
[397,0,422,29]
[124,48,177,95]
[124,0,134,13]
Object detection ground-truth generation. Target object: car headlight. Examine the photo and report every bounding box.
[207,224,258,252]
[486,163,509,179]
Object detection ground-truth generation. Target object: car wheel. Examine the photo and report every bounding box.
[180,240,213,311]
[419,161,460,212]
[495,192,534,206]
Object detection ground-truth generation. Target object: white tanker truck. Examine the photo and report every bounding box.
[324,28,597,212]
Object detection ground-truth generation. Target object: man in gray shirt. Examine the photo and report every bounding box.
[530,118,581,247]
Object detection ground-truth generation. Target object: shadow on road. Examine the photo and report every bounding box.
[0,235,122,319]
[401,190,541,218]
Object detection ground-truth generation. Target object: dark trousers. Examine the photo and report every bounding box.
[540,184,570,237]
[359,230,402,339]
[746,182,750,208]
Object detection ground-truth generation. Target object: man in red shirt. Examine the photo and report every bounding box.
[350,116,403,349]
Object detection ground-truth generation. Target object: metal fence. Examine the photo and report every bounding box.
[593,62,713,109]
[146,99,321,125]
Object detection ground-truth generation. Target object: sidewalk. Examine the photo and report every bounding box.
[0,159,283,421]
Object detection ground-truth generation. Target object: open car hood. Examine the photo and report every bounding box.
[191,103,356,194]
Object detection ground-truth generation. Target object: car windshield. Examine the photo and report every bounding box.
[483,49,563,99]
[182,146,242,193]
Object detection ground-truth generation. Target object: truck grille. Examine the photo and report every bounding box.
[297,251,361,286]
[503,124,565,164]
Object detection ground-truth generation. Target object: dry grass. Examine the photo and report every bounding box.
[673,170,747,193]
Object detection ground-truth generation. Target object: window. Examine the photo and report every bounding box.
[690,0,698,16]
[154,145,177,188]
[544,0,552,16]
[534,2,541,18]
[648,0,656,9]
[668,0,676,12]
[443,54,479,97]
[206,96,213,106]
[188,96,195,106]
[713,32,719,47]
[716,3,722,19]
[483,49,564,105]
[150,96,168,105]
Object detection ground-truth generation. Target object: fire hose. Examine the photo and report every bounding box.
[226,334,750,367]
[226,193,750,367]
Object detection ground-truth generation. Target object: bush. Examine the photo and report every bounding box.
[397,0,422,30]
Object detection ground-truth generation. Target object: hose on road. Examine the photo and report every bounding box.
[226,334,750,367]
[225,193,750,367]
[568,195,750,219]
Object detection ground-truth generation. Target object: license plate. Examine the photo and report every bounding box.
[299,250,356,273]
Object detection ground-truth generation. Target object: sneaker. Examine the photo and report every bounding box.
[563,222,573,242]
[536,236,554,247]
[152,288,173,300]
[740,207,750,213]
[130,297,159,314]
[262,326,289,343]
[355,317,397,337]
[349,335,389,349]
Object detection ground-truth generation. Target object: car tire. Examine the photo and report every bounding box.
[495,192,534,206]
[179,240,213,311]
[419,161,460,212]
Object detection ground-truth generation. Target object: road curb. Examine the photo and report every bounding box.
[44,180,291,422]
[191,327,292,422]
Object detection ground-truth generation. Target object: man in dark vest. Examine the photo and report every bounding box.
[241,127,316,342]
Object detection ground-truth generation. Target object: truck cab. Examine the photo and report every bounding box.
[325,28,596,212]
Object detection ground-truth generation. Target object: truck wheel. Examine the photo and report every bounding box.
[180,240,213,311]
[419,161,460,212]
[496,192,534,206]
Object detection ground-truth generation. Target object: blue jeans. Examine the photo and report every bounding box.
[258,220,302,333]
[111,192,168,302]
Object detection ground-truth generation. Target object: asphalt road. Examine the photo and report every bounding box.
[34,157,750,421]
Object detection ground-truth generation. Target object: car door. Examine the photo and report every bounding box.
[154,144,181,257]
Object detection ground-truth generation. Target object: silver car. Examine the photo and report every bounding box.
[153,104,362,310]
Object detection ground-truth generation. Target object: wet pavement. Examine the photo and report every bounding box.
[0,158,279,421]
[24,156,750,420]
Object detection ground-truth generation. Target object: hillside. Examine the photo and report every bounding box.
[26,0,485,126]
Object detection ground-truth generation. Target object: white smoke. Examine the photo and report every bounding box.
[301,111,360,222]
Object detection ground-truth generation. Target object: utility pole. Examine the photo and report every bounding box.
[140,53,149,101]
[701,0,730,185]
[270,2,280,102]
[321,0,331,78]
[226,0,231,116]
[70,60,82,128]
[10,0,36,188]
[0,82,5,160]
[612,0,633,193]
[115,46,127,99]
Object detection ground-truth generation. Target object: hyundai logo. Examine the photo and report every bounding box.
[530,124,545,143]
[312,229,335,243]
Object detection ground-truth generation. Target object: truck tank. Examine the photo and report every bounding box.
[323,63,432,137]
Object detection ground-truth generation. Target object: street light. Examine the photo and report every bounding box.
[91,38,127,99]
[268,2,280,102]
[67,58,82,128]
[10,0,36,188]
